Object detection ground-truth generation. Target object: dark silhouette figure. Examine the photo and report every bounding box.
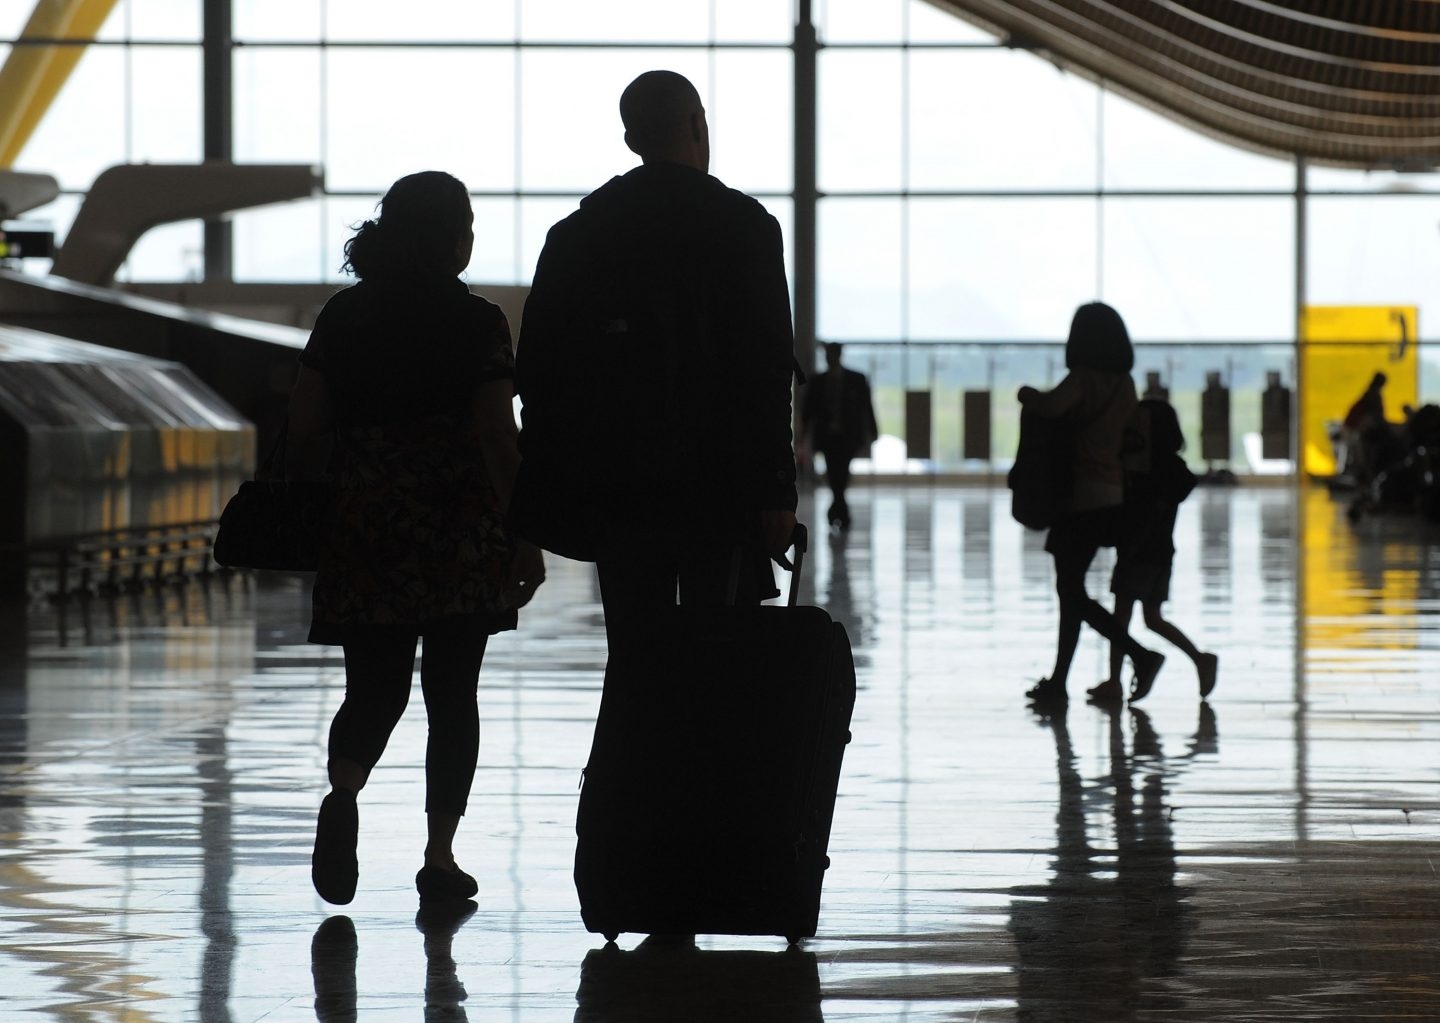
[1009,704,1201,1022]
[287,170,545,907]
[1345,396,1440,523]
[1100,399,1217,702]
[512,69,797,648]
[1339,371,1394,485]
[1018,303,1163,707]
[801,343,878,530]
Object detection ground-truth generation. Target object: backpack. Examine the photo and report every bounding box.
[1007,408,1075,531]
[1009,380,1142,531]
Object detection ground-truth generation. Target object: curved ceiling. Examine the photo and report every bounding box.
[928,0,1440,170]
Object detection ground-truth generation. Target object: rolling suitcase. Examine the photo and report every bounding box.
[575,524,856,945]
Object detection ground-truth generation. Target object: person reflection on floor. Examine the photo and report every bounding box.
[310,916,357,1023]
[417,900,478,1021]
[821,521,874,654]
[1010,704,1212,1020]
[309,903,477,1023]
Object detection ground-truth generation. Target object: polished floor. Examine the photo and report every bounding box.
[1,483,1438,1021]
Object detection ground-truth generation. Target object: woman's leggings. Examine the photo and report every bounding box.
[1049,517,1147,684]
[328,618,488,817]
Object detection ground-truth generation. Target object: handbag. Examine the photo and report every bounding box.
[213,425,332,571]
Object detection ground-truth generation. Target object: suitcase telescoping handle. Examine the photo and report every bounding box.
[724,521,809,607]
[786,522,808,608]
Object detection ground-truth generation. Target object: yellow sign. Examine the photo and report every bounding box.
[1299,305,1419,478]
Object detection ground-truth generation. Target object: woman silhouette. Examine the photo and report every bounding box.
[287,170,544,906]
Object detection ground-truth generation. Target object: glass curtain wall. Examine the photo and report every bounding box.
[227,0,795,284]
[4,0,204,280]
[814,0,1440,470]
[5,0,1440,470]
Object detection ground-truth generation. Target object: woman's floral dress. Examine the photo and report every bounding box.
[299,276,518,644]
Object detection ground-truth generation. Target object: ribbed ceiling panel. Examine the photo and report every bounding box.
[927,0,1440,168]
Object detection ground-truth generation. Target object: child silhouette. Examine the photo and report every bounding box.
[1091,399,1218,703]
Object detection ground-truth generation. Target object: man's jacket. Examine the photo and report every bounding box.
[511,162,797,560]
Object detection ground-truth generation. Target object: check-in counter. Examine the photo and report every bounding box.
[0,326,253,597]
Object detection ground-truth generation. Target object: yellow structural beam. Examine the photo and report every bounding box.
[0,0,120,169]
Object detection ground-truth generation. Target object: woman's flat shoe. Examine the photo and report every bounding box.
[1198,652,1219,698]
[416,864,479,905]
[312,791,359,905]
[1086,678,1124,704]
[1025,678,1067,705]
[1129,651,1166,703]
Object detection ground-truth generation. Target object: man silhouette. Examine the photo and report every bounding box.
[801,343,877,529]
[512,69,797,645]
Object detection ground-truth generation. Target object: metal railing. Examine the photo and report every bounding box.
[17,520,226,602]
[812,341,1302,474]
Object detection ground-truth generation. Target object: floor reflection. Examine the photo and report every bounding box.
[1,485,1438,1020]
[311,916,357,1023]
[197,726,236,1023]
[1010,704,1212,1021]
[817,526,875,662]
[417,902,477,1022]
[574,938,822,1022]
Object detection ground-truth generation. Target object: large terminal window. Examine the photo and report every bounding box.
[4,0,1439,461]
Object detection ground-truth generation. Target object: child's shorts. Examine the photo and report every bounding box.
[1110,557,1172,605]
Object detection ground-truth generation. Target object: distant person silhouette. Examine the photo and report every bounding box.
[1340,371,1390,484]
[801,343,878,530]
[1018,302,1164,707]
[287,170,545,907]
[1097,399,1217,702]
[512,70,797,644]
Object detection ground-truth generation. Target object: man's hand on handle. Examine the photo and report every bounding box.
[760,509,798,570]
[505,540,547,609]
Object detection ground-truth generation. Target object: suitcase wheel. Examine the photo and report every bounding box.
[824,855,831,870]
[845,730,852,744]
[603,932,619,943]
[786,935,802,947]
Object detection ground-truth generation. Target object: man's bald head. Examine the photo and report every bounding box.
[620,70,709,171]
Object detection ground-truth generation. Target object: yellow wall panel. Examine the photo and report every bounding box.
[1299,305,1418,478]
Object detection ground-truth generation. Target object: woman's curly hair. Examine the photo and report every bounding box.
[341,170,471,280]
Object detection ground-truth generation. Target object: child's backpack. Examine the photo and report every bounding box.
[1121,402,1195,522]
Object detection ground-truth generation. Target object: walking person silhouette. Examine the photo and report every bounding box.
[1095,398,1218,703]
[288,170,546,907]
[800,342,877,530]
